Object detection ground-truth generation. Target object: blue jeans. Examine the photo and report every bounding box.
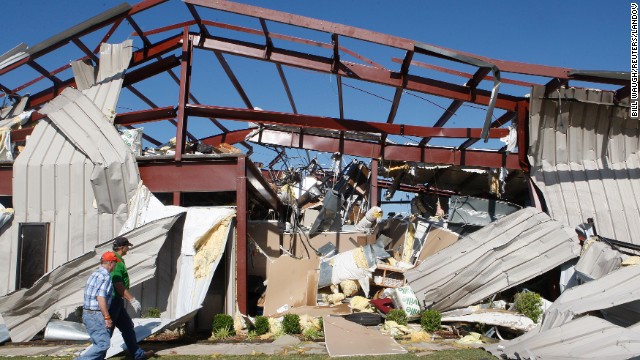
[78,310,111,360]
[109,296,145,360]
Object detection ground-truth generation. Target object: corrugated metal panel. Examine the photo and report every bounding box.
[0,41,137,295]
[0,215,181,342]
[71,60,97,91]
[405,207,581,311]
[529,86,640,244]
[485,316,640,359]
[39,88,140,215]
[574,240,623,281]
[87,40,133,119]
[541,263,640,331]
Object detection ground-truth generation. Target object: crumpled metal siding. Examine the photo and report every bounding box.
[0,215,182,343]
[405,207,581,311]
[485,316,640,359]
[541,263,640,331]
[528,85,640,244]
[0,41,138,295]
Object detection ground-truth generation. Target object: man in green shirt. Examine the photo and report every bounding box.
[108,236,153,360]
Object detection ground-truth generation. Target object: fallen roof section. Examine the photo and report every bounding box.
[0,214,182,342]
[405,207,581,311]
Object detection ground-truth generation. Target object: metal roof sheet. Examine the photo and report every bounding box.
[405,207,581,311]
[485,316,640,359]
[528,85,640,244]
[541,262,640,331]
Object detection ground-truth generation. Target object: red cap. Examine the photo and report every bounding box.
[101,251,120,263]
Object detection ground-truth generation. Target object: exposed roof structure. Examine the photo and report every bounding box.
[0,0,629,177]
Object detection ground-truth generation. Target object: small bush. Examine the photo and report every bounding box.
[302,327,322,341]
[420,309,441,332]
[143,307,161,318]
[212,326,233,340]
[212,314,236,336]
[386,309,408,326]
[74,306,83,322]
[318,316,323,331]
[282,314,302,334]
[246,330,257,341]
[514,291,543,322]
[254,315,270,335]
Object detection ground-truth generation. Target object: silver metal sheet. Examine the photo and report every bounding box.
[528,86,640,244]
[405,207,581,311]
[44,320,89,341]
[447,195,521,226]
[574,240,623,282]
[0,41,137,295]
[541,262,640,331]
[485,316,640,360]
[0,215,182,342]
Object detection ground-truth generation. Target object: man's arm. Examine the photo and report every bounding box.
[96,295,113,328]
[113,281,135,302]
[113,281,142,314]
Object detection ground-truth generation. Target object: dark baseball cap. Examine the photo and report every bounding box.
[112,236,133,249]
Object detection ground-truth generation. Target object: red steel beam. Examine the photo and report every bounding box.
[516,100,530,171]
[114,106,177,125]
[195,35,521,111]
[199,129,253,146]
[394,58,538,87]
[187,0,582,80]
[27,34,182,108]
[458,111,516,150]
[175,28,192,161]
[139,159,239,192]
[186,104,510,139]
[0,166,12,195]
[245,127,521,169]
[186,0,414,50]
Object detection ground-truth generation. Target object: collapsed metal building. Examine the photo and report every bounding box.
[0,0,635,357]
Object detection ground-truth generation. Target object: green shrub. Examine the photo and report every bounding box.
[282,314,302,334]
[212,314,236,336]
[74,306,83,322]
[420,309,441,332]
[302,327,322,341]
[318,316,323,331]
[254,315,270,335]
[386,309,408,326]
[514,291,543,322]
[143,307,161,318]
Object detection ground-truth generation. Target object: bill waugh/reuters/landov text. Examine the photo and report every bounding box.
[632,3,638,118]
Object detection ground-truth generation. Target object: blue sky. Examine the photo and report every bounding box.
[0,0,631,212]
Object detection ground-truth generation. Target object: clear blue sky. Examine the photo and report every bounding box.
[0,0,631,212]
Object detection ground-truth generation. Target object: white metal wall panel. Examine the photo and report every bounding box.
[0,41,138,295]
[529,86,640,244]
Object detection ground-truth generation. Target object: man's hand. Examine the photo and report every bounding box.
[130,298,142,315]
[106,319,113,328]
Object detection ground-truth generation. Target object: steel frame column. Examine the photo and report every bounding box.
[370,159,379,207]
[235,156,248,314]
[175,27,193,161]
[516,100,529,171]
[172,192,181,206]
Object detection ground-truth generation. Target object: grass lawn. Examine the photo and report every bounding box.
[0,349,496,360]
